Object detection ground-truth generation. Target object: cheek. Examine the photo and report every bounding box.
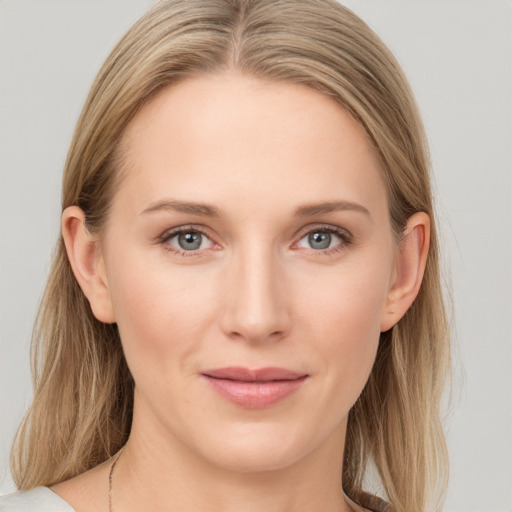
[106,253,218,378]
[299,254,391,338]
[298,256,392,398]
[316,301,381,394]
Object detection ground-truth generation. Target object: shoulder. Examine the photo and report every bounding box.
[0,487,76,512]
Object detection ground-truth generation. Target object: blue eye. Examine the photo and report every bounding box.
[297,228,349,252]
[307,231,334,250]
[165,229,213,252]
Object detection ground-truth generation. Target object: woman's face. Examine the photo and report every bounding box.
[98,72,399,472]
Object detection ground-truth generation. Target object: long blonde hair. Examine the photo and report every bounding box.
[11,1,450,510]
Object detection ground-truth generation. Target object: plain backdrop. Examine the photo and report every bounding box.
[1,1,511,511]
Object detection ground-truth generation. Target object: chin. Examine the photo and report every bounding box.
[188,420,332,474]
[206,443,304,474]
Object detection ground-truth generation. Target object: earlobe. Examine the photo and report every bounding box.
[380,212,430,332]
[61,206,116,323]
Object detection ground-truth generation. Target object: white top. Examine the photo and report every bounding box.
[0,487,75,511]
[0,486,378,511]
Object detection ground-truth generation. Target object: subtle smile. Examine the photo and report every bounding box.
[201,367,309,409]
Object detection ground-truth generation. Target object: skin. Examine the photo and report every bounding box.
[55,71,429,512]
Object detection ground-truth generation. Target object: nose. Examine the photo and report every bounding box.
[219,244,292,344]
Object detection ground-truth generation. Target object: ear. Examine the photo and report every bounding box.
[61,206,116,323]
[380,212,430,332]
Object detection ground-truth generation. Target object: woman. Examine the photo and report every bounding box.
[1,0,450,511]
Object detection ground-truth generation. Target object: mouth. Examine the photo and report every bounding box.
[201,366,309,409]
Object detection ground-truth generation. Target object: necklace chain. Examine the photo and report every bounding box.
[108,449,123,512]
[107,447,366,512]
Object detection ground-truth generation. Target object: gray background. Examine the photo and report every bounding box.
[1,1,511,511]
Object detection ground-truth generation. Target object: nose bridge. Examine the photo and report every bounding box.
[220,237,290,343]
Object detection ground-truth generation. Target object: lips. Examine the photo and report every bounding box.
[201,366,308,409]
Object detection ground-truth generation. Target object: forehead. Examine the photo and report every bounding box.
[114,71,387,220]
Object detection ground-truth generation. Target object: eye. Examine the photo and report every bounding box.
[295,227,351,253]
[161,227,216,254]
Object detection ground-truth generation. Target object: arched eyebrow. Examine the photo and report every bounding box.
[141,199,370,218]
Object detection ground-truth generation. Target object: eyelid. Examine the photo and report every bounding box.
[293,223,353,243]
[157,223,353,257]
[291,224,354,255]
[158,224,220,255]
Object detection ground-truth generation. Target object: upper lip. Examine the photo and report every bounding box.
[201,367,308,382]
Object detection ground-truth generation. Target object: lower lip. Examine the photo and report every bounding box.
[202,375,308,409]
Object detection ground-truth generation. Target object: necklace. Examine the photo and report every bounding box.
[108,449,123,512]
[107,448,368,512]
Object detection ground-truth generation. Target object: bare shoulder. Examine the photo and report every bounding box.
[49,459,111,512]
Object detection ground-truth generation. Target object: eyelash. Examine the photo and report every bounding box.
[158,225,214,258]
[294,225,353,256]
[157,224,353,258]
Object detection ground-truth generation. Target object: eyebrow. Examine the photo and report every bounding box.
[141,199,220,217]
[141,199,370,218]
[293,200,371,218]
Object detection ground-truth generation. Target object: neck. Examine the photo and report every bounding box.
[112,400,355,512]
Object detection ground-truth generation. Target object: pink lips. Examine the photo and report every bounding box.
[201,367,308,409]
